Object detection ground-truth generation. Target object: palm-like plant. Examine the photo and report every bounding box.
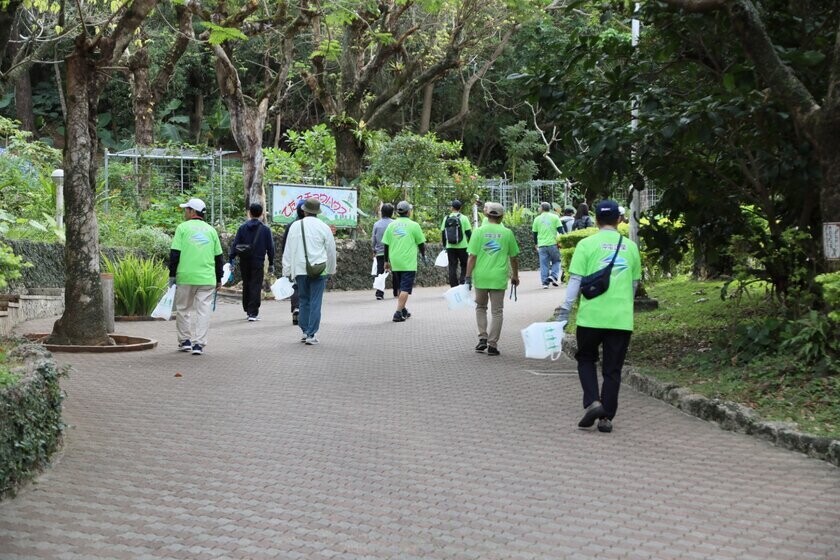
[103,255,168,316]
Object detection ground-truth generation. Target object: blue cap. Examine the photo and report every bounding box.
[296,199,306,209]
[595,199,620,220]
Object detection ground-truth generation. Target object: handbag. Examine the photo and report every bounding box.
[579,233,622,300]
[234,224,261,257]
[300,219,327,278]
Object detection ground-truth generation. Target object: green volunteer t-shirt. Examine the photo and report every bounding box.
[468,223,520,290]
[440,213,472,249]
[569,229,642,331]
[532,212,562,247]
[171,218,223,285]
[382,217,426,271]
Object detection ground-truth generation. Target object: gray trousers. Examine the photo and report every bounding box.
[175,284,214,346]
[475,288,505,347]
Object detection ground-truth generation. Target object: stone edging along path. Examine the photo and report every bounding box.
[562,335,840,468]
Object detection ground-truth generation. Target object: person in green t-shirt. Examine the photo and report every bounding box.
[553,200,642,433]
[440,199,473,288]
[531,202,564,289]
[169,198,224,355]
[383,201,427,322]
[465,202,520,356]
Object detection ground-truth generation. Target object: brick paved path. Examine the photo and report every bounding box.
[1,271,838,559]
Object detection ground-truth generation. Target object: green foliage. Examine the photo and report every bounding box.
[99,215,172,259]
[499,121,542,184]
[103,254,169,316]
[201,22,248,45]
[815,272,840,322]
[638,215,690,277]
[364,131,462,190]
[501,203,533,228]
[0,239,29,290]
[556,222,629,280]
[265,124,336,184]
[0,341,66,498]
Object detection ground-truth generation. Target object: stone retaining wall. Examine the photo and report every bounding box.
[0,294,64,337]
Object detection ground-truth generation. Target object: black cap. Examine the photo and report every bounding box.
[451,199,462,210]
[595,199,620,221]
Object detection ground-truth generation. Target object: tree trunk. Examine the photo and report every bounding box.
[129,46,154,147]
[189,92,203,143]
[419,80,434,134]
[226,96,267,213]
[332,124,364,186]
[14,67,34,133]
[48,52,111,346]
[816,112,840,271]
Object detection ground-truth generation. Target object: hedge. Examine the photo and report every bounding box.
[0,339,66,498]
[556,223,630,281]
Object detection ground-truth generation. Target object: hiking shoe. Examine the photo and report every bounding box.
[191,344,204,356]
[392,311,406,322]
[292,310,299,325]
[305,335,320,345]
[178,339,192,352]
[487,346,500,356]
[578,401,605,428]
[475,338,488,352]
[598,418,613,433]
[402,308,411,318]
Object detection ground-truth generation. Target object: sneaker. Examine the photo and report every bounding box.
[401,308,411,319]
[475,338,488,352]
[305,335,320,345]
[191,344,204,356]
[578,400,605,428]
[292,310,299,325]
[549,276,559,287]
[392,311,406,322]
[300,334,308,343]
[247,316,258,322]
[542,284,549,290]
[597,418,613,433]
[376,295,384,301]
[178,339,192,352]
[487,346,500,356]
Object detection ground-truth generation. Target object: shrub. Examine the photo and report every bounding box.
[0,239,28,291]
[557,223,629,280]
[103,254,169,316]
[0,340,65,498]
[815,271,840,322]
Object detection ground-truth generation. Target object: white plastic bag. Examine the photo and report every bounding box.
[271,277,294,300]
[151,285,176,320]
[434,250,448,267]
[370,257,378,276]
[373,272,389,292]
[443,284,475,310]
[221,262,233,285]
[521,321,566,360]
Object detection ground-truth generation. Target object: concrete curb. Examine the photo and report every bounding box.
[562,334,840,467]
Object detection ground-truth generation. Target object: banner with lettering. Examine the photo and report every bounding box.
[271,184,358,228]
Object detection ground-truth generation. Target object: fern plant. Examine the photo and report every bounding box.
[103,255,168,316]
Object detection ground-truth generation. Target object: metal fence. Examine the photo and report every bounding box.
[102,148,240,227]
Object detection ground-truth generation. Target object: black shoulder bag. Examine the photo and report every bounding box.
[235,223,262,257]
[579,233,622,300]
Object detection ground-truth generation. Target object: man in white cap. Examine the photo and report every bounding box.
[282,197,337,345]
[169,198,223,355]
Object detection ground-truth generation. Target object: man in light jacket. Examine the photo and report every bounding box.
[281,198,337,345]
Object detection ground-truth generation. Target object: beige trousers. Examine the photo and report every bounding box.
[175,285,215,346]
[475,288,505,347]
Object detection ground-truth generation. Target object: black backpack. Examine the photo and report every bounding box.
[444,214,463,244]
[573,215,592,231]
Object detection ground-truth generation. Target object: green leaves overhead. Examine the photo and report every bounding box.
[200,22,247,45]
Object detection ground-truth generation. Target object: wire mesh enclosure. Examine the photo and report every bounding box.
[103,148,240,227]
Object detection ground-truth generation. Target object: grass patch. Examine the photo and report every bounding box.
[609,277,840,439]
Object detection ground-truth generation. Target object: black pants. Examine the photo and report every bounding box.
[574,326,632,420]
[375,255,399,298]
[446,247,468,288]
[240,265,264,317]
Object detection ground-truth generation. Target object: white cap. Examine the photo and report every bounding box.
[179,198,206,212]
[618,205,626,215]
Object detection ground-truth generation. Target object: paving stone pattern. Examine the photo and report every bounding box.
[1,271,838,559]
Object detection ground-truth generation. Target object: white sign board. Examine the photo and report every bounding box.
[271,184,358,228]
[824,222,840,260]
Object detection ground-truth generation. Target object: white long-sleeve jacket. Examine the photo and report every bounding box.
[281,216,337,279]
